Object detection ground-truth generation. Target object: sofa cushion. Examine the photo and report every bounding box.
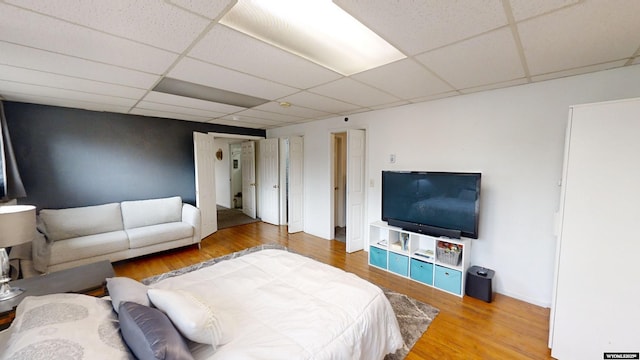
[38,203,124,241]
[121,196,182,229]
[126,222,193,249]
[49,230,129,265]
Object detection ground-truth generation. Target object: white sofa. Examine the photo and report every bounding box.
[34,196,201,273]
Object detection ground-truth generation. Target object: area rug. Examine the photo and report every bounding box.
[143,244,439,359]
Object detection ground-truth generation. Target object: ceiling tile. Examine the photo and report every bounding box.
[189,25,342,89]
[458,78,528,94]
[169,57,298,100]
[531,60,628,82]
[129,108,211,123]
[134,101,226,118]
[518,1,640,75]
[409,91,460,103]
[229,109,302,123]
[335,0,507,55]
[352,59,453,100]
[211,118,268,129]
[0,65,146,99]
[416,27,525,89]
[277,91,360,114]
[168,0,235,20]
[142,92,245,114]
[309,78,399,108]
[1,91,133,114]
[0,80,137,107]
[368,100,410,111]
[0,3,178,74]
[509,0,580,21]
[6,0,210,53]
[252,102,332,119]
[0,42,160,89]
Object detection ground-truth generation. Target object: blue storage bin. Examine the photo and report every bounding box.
[410,258,434,285]
[369,246,387,269]
[434,265,462,295]
[388,252,409,276]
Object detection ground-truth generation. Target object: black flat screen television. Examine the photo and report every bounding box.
[382,171,481,239]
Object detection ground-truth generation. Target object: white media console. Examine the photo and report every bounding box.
[368,221,471,297]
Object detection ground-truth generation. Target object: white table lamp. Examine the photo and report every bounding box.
[0,205,36,301]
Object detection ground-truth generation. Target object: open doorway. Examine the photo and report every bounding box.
[333,132,347,242]
[215,141,259,229]
[330,129,366,253]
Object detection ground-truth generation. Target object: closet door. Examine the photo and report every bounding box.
[551,98,640,359]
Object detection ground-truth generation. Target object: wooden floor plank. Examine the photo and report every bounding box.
[113,222,553,359]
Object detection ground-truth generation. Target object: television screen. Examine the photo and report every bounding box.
[382,171,481,239]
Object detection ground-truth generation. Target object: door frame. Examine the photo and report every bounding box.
[207,133,263,225]
[329,127,368,247]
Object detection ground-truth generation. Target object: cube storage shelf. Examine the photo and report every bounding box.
[368,221,471,297]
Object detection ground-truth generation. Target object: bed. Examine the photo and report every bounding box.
[0,246,403,360]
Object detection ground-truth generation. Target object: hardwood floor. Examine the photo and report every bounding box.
[113,222,553,360]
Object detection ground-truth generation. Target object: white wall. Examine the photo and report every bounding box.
[267,64,640,307]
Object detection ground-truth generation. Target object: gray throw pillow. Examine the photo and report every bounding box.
[107,277,151,313]
[118,301,194,360]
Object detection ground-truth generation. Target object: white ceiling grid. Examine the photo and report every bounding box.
[0,0,639,129]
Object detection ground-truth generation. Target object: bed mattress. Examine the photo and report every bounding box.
[149,249,403,360]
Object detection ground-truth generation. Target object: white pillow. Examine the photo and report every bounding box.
[147,289,233,349]
[106,277,150,313]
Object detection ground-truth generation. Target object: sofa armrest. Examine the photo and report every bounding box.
[182,204,201,243]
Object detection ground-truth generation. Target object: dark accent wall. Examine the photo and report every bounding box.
[4,102,264,210]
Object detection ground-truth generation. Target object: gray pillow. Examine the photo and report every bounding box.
[107,277,150,313]
[118,301,194,360]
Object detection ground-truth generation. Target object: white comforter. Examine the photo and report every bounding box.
[149,249,403,360]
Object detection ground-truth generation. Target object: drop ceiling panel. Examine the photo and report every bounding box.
[169,57,298,100]
[459,78,528,94]
[142,92,246,114]
[0,65,146,99]
[0,42,160,89]
[278,91,360,114]
[168,0,235,20]
[0,3,178,74]
[134,101,226,119]
[353,59,454,99]
[531,60,628,82]
[335,0,507,55]
[0,80,137,107]
[231,109,302,123]
[211,118,267,129]
[189,25,342,89]
[0,91,133,114]
[129,108,211,123]
[6,0,210,53]
[416,28,525,90]
[518,1,640,75]
[252,102,331,119]
[508,0,580,21]
[309,78,399,108]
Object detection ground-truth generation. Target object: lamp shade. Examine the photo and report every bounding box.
[0,205,36,248]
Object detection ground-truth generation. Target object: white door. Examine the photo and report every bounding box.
[346,129,365,253]
[288,136,304,233]
[193,132,217,238]
[241,141,256,219]
[550,99,640,359]
[258,138,280,225]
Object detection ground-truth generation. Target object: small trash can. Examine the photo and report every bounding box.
[466,265,495,302]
